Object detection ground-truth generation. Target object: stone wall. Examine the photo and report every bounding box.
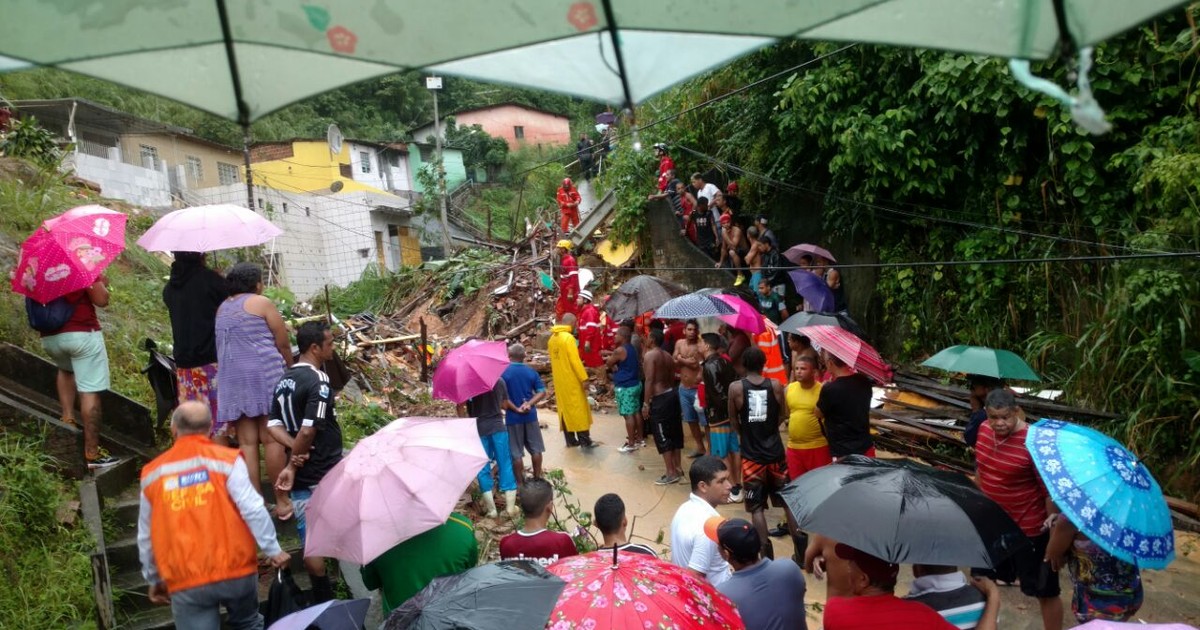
[645,199,732,290]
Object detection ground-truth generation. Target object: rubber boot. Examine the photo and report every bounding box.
[310,574,335,604]
[504,490,519,516]
[481,491,498,517]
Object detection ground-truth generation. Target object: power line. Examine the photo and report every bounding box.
[514,44,859,177]
[672,144,1185,256]
[577,250,1198,273]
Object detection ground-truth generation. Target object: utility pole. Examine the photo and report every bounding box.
[427,76,453,257]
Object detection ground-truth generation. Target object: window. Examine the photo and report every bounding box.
[257,198,264,209]
[186,156,203,184]
[513,126,525,140]
[282,202,288,214]
[217,162,240,185]
[139,145,160,170]
[305,207,311,217]
[360,151,372,173]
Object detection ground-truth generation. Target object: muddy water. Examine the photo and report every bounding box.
[539,409,1200,629]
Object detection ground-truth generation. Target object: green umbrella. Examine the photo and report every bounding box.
[921,345,1041,381]
[0,1,1189,125]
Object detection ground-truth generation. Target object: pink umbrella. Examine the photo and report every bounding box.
[303,416,489,565]
[783,243,837,265]
[136,203,282,252]
[715,293,766,335]
[12,205,126,304]
[431,339,510,404]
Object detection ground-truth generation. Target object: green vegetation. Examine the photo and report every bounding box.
[455,147,568,241]
[0,116,63,167]
[606,15,1200,495]
[0,436,96,627]
[1,69,603,146]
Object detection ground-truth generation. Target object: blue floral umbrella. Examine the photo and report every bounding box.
[1027,419,1175,569]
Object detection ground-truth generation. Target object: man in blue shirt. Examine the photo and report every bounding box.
[501,343,548,483]
[708,516,808,630]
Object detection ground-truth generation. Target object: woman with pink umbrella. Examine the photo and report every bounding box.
[13,205,127,469]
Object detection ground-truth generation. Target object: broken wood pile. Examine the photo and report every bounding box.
[875,370,1200,532]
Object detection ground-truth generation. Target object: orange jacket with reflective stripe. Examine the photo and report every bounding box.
[141,435,259,593]
[755,325,789,388]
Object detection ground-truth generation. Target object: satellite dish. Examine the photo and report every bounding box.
[330,180,344,193]
[327,124,344,156]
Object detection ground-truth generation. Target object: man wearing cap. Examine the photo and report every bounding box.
[555,240,579,321]
[557,178,582,233]
[724,181,743,212]
[670,456,733,585]
[823,543,1000,630]
[707,516,808,630]
[576,290,603,368]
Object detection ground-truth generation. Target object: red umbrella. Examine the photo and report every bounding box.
[545,550,744,630]
[797,324,892,384]
[12,205,127,304]
[431,339,510,404]
[714,294,765,335]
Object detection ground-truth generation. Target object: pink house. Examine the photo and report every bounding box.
[412,102,572,150]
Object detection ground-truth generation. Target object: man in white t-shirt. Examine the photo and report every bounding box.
[670,455,733,585]
[691,173,721,206]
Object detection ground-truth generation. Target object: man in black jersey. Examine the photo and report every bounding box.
[268,321,343,603]
[728,347,799,561]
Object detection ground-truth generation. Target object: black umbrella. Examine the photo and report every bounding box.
[778,311,869,340]
[779,456,1029,569]
[604,275,689,321]
[385,560,565,630]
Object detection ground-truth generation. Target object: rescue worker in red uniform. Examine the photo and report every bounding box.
[576,289,603,368]
[653,143,675,192]
[557,178,582,233]
[555,240,579,321]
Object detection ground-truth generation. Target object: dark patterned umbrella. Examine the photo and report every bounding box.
[386,561,565,630]
[653,292,737,320]
[604,275,689,321]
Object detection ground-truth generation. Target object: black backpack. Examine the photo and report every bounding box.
[25,295,76,333]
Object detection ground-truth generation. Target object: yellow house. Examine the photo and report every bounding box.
[249,138,423,271]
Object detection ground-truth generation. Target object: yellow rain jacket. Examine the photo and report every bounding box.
[548,324,592,432]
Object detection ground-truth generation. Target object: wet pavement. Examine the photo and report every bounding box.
[538,408,1200,629]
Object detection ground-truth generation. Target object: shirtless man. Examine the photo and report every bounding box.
[644,329,684,485]
[719,214,750,287]
[672,320,708,458]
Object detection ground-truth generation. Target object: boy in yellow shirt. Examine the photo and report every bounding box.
[784,355,831,480]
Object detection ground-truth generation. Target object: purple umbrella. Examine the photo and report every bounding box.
[789,269,835,312]
[783,243,837,265]
[431,339,510,404]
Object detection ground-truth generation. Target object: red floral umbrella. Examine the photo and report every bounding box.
[545,550,744,630]
[11,205,127,304]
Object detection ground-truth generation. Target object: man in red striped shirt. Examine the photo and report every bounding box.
[973,389,1063,630]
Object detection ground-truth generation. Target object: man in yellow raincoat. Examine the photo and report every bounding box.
[549,313,594,448]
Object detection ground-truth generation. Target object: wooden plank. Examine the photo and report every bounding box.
[871,409,963,443]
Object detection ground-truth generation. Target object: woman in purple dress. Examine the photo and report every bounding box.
[216,263,293,516]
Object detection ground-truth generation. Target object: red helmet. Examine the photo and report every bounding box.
[563,177,573,188]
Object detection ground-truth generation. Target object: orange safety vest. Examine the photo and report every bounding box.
[141,435,259,593]
[755,325,789,388]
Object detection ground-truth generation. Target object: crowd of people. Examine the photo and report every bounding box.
[26,145,1151,630]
